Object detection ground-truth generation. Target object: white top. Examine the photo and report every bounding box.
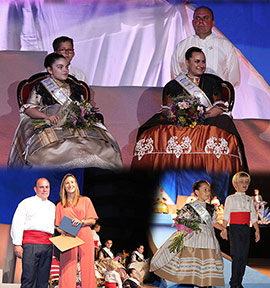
[223,192,257,225]
[69,65,88,83]
[103,270,122,288]
[171,33,240,88]
[131,250,144,262]
[92,229,102,247]
[10,195,55,245]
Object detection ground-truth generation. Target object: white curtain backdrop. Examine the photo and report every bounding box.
[0,0,270,119]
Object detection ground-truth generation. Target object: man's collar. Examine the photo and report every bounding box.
[194,33,213,40]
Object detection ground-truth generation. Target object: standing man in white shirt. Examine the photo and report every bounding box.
[171,6,240,88]
[10,178,55,288]
[53,36,88,83]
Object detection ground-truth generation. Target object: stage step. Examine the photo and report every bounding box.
[0,270,20,288]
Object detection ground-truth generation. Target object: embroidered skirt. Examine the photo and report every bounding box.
[132,124,244,173]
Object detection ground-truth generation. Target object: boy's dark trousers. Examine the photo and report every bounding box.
[229,224,250,287]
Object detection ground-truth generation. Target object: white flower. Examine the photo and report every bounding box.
[178,101,188,109]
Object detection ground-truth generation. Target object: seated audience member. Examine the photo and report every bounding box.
[103,261,123,288]
[128,244,149,282]
[99,240,115,260]
[132,47,247,173]
[8,53,122,169]
[96,258,127,286]
[123,268,141,288]
[130,244,145,263]
[92,222,102,259]
[53,36,88,83]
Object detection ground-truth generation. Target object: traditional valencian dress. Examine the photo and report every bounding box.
[8,77,122,169]
[128,251,149,282]
[150,200,225,287]
[131,73,247,173]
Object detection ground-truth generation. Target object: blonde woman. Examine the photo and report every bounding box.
[55,173,98,288]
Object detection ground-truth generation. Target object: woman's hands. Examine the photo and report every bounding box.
[25,107,60,124]
[46,114,60,124]
[205,107,223,118]
[71,218,82,226]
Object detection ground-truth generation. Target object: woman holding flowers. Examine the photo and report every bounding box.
[150,180,227,287]
[132,47,247,173]
[8,53,122,169]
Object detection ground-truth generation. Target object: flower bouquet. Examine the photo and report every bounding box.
[32,100,99,135]
[61,100,99,134]
[168,205,201,254]
[167,95,206,128]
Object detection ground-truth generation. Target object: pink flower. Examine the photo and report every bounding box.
[73,115,78,126]
[175,223,193,234]
[80,106,85,117]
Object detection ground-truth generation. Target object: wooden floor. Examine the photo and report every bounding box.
[248,258,270,278]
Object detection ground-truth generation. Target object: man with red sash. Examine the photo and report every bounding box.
[10,178,55,288]
[222,172,260,288]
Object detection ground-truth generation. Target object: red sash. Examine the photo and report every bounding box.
[230,212,250,225]
[105,282,117,288]
[22,230,52,244]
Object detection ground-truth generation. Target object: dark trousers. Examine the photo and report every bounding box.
[229,224,250,286]
[21,243,53,288]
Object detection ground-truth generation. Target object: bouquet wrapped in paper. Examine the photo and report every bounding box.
[169,204,201,254]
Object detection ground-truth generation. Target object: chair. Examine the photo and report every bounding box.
[49,256,60,288]
[221,80,235,111]
[17,72,90,107]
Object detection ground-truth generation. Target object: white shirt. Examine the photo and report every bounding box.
[223,192,257,225]
[92,229,102,247]
[10,195,55,245]
[131,251,144,263]
[69,65,88,83]
[104,270,122,288]
[171,33,240,88]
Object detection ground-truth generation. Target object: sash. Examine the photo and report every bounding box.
[230,212,250,225]
[175,73,212,109]
[190,200,211,226]
[103,247,114,259]
[190,200,220,255]
[22,230,52,245]
[105,282,117,288]
[134,250,144,261]
[41,77,73,105]
[127,277,140,286]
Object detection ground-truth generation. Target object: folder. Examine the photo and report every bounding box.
[58,216,81,237]
[49,235,84,252]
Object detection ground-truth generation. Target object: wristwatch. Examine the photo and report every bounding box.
[81,220,85,226]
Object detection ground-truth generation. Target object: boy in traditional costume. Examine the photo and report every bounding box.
[223,172,260,288]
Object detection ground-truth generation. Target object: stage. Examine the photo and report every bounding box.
[150,213,270,288]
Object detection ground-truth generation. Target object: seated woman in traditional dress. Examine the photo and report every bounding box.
[99,239,115,261]
[132,47,247,173]
[150,180,228,287]
[8,53,122,169]
[128,244,149,283]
